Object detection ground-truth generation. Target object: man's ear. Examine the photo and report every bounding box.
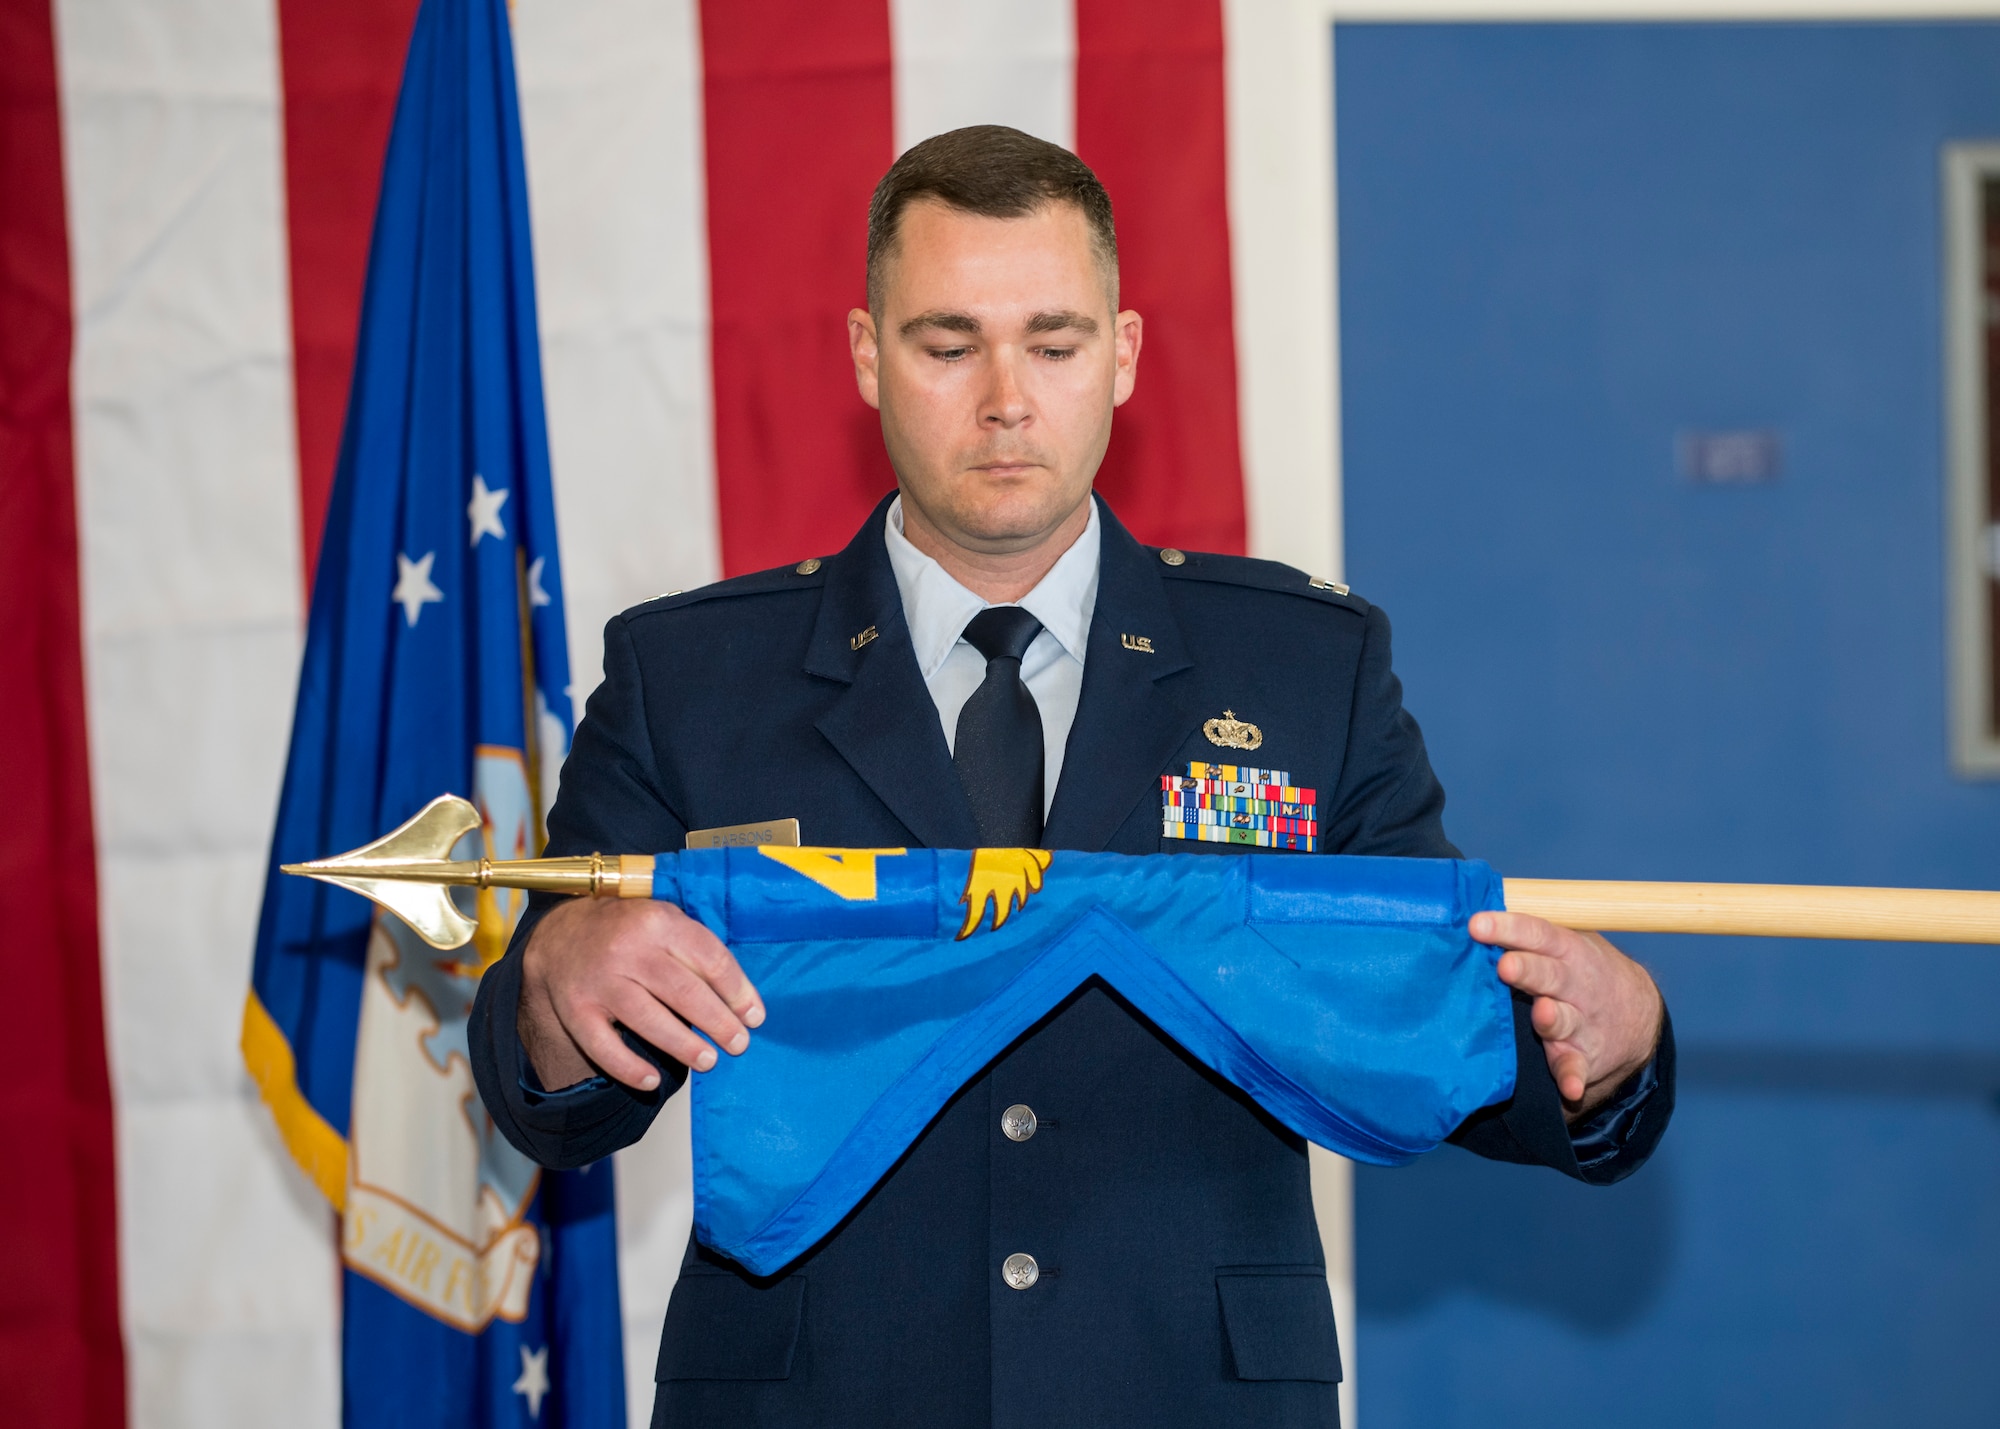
[1111,309,1143,408]
[849,307,882,411]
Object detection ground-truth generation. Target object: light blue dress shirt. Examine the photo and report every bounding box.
[883,494,1100,817]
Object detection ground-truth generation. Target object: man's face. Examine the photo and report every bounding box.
[849,199,1142,553]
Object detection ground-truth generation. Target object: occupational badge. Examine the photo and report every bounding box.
[1203,709,1263,750]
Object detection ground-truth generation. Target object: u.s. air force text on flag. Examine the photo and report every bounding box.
[241,0,623,1422]
[490,847,1515,1278]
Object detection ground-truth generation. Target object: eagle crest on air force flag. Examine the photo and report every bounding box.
[343,749,545,1329]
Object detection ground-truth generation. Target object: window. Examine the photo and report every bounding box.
[1943,144,2000,774]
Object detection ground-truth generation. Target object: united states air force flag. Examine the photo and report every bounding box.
[242,0,623,1422]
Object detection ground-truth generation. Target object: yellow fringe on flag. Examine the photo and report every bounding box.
[241,990,349,1209]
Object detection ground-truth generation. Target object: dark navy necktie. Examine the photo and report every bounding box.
[953,606,1046,848]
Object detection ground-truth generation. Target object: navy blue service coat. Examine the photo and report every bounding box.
[470,494,1674,1429]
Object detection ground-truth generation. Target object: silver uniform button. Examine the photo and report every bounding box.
[1002,1253,1040,1290]
[1001,1104,1038,1142]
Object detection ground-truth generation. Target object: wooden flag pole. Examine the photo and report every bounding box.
[281,797,2000,950]
[1503,879,2000,944]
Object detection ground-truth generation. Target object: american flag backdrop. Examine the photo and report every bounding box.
[0,0,1346,1424]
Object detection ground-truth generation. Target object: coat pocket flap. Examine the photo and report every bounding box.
[656,1273,806,1381]
[1216,1269,1342,1383]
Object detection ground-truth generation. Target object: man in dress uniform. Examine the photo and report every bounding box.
[470,125,1672,1428]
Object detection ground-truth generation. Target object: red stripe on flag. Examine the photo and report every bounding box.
[1076,0,1246,553]
[701,0,894,575]
[276,0,423,586]
[0,0,128,1423]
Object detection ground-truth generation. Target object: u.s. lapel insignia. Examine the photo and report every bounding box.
[1160,761,1319,851]
[1202,709,1263,750]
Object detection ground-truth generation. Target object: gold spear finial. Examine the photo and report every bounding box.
[282,793,656,951]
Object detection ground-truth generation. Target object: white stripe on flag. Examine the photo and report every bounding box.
[52,0,336,1424]
[512,3,716,1420]
[1225,0,1342,582]
[515,0,722,698]
[891,0,1076,154]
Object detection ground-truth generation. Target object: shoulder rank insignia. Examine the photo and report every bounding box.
[1161,761,1318,852]
[1203,709,1263,750]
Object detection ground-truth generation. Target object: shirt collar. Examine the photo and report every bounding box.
[884,494,1101,679]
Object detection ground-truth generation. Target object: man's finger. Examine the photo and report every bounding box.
[1470,910,1573,956]
[604,986,725,1076]
[1530,993,1583,1044]
[1496,948,1570,1000]
[564,1003,693,1088]
[660,908,766,1028]
[1548,1046,1589,1104]
[632,958,751,1057]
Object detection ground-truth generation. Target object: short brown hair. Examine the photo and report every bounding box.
[865,125,1118,313]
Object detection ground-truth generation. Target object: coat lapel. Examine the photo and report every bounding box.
[1041,499,1198,852]
[807,497,981,850]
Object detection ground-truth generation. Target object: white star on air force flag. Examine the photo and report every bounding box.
[467,473,509,545]
[392,550,444,626]
[512,1343,550,1418]
[526,554,551,607]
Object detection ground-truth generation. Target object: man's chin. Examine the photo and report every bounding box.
[943,488,1087,549]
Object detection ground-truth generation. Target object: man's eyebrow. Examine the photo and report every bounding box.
[899,311,982,339]
[1025,310,1099,336]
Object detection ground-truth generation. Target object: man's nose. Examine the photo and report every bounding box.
[980,353,1032,428]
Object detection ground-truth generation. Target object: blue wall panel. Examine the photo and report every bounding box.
[1337,23,2000,1425]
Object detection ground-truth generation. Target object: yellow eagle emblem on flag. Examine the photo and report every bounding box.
[957,848,1054,940]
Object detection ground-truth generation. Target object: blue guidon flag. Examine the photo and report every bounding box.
[619,846,1516,1277]
[242,0,623,1422]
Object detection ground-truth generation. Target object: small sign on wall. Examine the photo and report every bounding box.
[1943,142,2000,775]
[1678,429,1784,484]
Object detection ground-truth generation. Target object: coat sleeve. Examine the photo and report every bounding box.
[1323,603,1675,1183]
[1320,605,1460,861]
[469,613,693,1169]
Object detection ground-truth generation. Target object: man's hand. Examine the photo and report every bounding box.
[1470,911,1663,1123]
[517,897,765,1093]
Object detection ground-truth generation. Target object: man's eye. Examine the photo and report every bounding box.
[1037,346,1077,361]
[931,347,972,363]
